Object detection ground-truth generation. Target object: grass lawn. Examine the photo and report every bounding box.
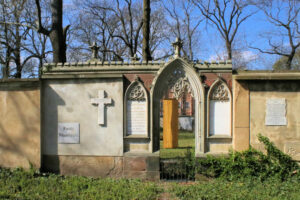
[0,168,161,200]
[160,130,195,159]
[170,177,300,200]
[0,167,299,200]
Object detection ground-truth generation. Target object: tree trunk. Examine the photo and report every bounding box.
[286,52,294,70]
[50,0,66,63]
[2,29,10,79]
[38,57,43,77]
[188,35,193,61]
[142,0,152,62]
[226,41,232,60]
[3,48,10,78]
[36,0,69,63]
[14,24,22,78]
[14,47,21,78]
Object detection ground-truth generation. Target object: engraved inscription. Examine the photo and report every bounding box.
[284,142,300,161]
[127,100,147,135]
[265,98,287,126]
[58,123,80,144]
[287,147,296,156]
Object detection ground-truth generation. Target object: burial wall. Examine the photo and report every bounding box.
[233,72,300,161]
[0,79,40,169]
[42,78,124,156]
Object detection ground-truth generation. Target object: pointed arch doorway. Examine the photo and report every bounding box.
[150,58,205,156]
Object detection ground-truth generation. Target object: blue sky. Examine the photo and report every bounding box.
[62,0,295,70]
[197,5,283,70]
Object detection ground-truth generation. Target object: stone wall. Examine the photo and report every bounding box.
[233,74,300,161]
[42,154,159,180]
[0,79,40,169]
[233,80,249,151]
[249,81,300,161]
[42,78,124,156]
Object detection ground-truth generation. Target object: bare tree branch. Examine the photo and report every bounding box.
[35,0,50,35]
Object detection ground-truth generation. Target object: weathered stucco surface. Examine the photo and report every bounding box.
[0,80,40,169]
[233,79,250,151]
[42,78,123,156]
[207,139,232,153]
[249,81,300,161]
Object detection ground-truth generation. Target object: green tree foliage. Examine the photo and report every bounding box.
[273,51,300,70]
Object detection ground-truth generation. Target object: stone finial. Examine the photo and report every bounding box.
[89,42,100,60]
[134,75,140,82]
[172,37,183,58]
[130,54,140,62]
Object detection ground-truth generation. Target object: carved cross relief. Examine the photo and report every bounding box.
[91,90,112,125]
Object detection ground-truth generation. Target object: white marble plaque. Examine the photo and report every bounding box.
[209,101,231,135]
[127,100,147,135]
[265,98,287,126]
[58,123,80,144]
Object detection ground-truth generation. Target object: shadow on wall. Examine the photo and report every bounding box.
[0,85,40,169]
[41,85,65,173]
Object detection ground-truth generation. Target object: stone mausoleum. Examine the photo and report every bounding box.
[0,40,300,180]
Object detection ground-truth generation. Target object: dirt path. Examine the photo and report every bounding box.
[157,182,177,200]
[157,181,199,200]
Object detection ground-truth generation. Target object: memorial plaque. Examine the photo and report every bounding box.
[127,100,147,135]
[58,123,80,144]
[209,101,231,135]
[265,98,287,126]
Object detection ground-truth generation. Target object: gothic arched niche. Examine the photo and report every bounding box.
[150,58,205,154]
[162,66,194,100]
[207,79,232,137]
[124,77,149,137]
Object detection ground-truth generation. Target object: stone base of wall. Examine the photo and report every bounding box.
[42,154,160,180]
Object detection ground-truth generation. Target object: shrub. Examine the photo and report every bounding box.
[196,134,299,181]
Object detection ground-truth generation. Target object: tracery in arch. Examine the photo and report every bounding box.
[164,66,194,100]
[209,81,230,101]
[208,79,231,136]
[127,83,146,101]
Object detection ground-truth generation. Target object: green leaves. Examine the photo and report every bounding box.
[170,178,300,200]
[196,134,299,181]
[0,168,161,200]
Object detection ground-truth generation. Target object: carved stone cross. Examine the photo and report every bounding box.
[89,42,100,60]
[91,90,112,125]
[172,37,183,58]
